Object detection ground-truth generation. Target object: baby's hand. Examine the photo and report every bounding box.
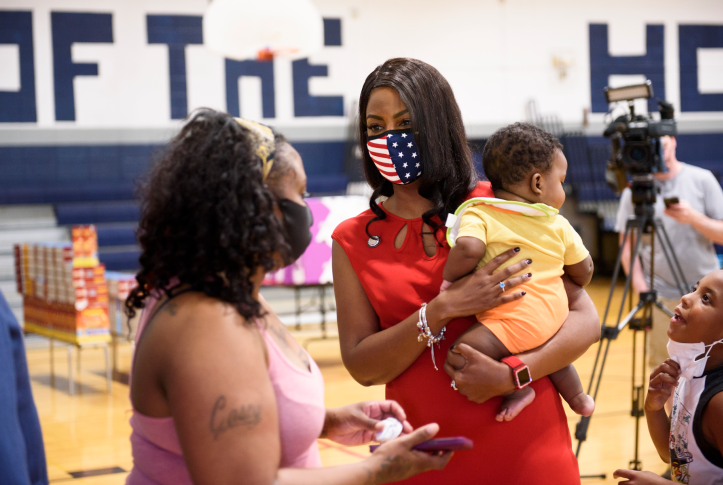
[446,345,467,371]
[645,359,680,412]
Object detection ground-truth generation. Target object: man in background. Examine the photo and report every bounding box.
[0,288,48,485]
[616,135,723,371]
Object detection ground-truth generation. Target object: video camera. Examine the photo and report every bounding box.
[603,80,677,196]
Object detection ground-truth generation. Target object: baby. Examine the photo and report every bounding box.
[443,122,595,422]
[614,269,723,484]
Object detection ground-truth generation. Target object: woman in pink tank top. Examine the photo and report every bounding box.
[124,110,453,484]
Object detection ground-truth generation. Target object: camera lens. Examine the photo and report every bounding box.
[630,147,647,162]
[628,147,647,162]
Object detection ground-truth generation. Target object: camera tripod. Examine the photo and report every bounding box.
[575,183,689,478]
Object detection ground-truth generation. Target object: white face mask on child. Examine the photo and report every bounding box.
[667,338,723,381]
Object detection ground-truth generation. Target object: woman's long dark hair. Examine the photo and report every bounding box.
[125,109,289,322]
[358,58,477,242]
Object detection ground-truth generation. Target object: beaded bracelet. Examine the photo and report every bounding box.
[416,303,446,370]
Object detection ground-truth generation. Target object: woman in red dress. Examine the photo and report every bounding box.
[332,58,600,484]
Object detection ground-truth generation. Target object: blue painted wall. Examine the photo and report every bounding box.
[0,141,351,203]
[2,134,718,204]
[0,145,159,203]
[0,131,719,271]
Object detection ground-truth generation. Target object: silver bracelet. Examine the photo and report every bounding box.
[416,303,446,370]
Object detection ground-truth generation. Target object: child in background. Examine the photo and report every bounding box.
[443,122,595,421]
[614,270,723,485]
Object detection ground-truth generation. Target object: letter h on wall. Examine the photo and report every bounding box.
[679,25,723,112]
[589,24,665,113]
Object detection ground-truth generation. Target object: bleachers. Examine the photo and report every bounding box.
[562,134,613,195]
[562,134,619,230]
[94,248,140,272]
[0,181,136,205]
[560,133,617,210]
[0,144,156,203]
[0,137,353,278]
[561,133,723,233]
[54,201,141,272]
[1,133,720,283]
[55,201,140,225]
[0,143,152,273]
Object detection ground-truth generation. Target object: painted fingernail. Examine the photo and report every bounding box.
[526,273,532,278]
[521,291,527,295]
[514,247,521,252]
[526,259,532,264]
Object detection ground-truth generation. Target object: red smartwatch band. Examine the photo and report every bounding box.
[501,356,532,390]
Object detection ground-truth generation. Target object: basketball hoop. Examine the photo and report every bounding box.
[256,47,300,62]
[203,0,323,61]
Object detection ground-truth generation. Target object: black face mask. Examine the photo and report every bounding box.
[277,198,313,265]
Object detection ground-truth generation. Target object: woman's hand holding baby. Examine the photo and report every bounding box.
[443,343,515,403]
[436,247,531,324]
[645,359,681,413]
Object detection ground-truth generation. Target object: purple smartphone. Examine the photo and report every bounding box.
[369,437,473,453]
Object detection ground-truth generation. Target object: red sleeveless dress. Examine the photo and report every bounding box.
[332,182,580,484]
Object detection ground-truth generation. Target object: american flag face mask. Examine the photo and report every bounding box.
[366,128,423,185]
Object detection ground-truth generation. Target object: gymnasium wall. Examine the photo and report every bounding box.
[0,0,722,201]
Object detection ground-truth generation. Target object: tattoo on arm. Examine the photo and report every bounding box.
[363,468,374,485]
[367,456,413,485]
[209,396,262,440]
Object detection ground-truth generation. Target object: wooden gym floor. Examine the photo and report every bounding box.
[26,278,670,484]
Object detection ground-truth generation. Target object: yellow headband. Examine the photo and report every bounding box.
[234,118,276,182]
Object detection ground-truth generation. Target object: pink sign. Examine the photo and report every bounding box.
[263,196,368,286]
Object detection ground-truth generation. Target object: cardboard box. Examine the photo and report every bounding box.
[18,234,110,342]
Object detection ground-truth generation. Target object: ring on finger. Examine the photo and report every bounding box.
[451,380,458,391]
[499,281,506,292]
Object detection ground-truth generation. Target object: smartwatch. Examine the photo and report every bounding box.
[501,356,532,390]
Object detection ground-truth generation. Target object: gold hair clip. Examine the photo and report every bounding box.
[234,118,276,181]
